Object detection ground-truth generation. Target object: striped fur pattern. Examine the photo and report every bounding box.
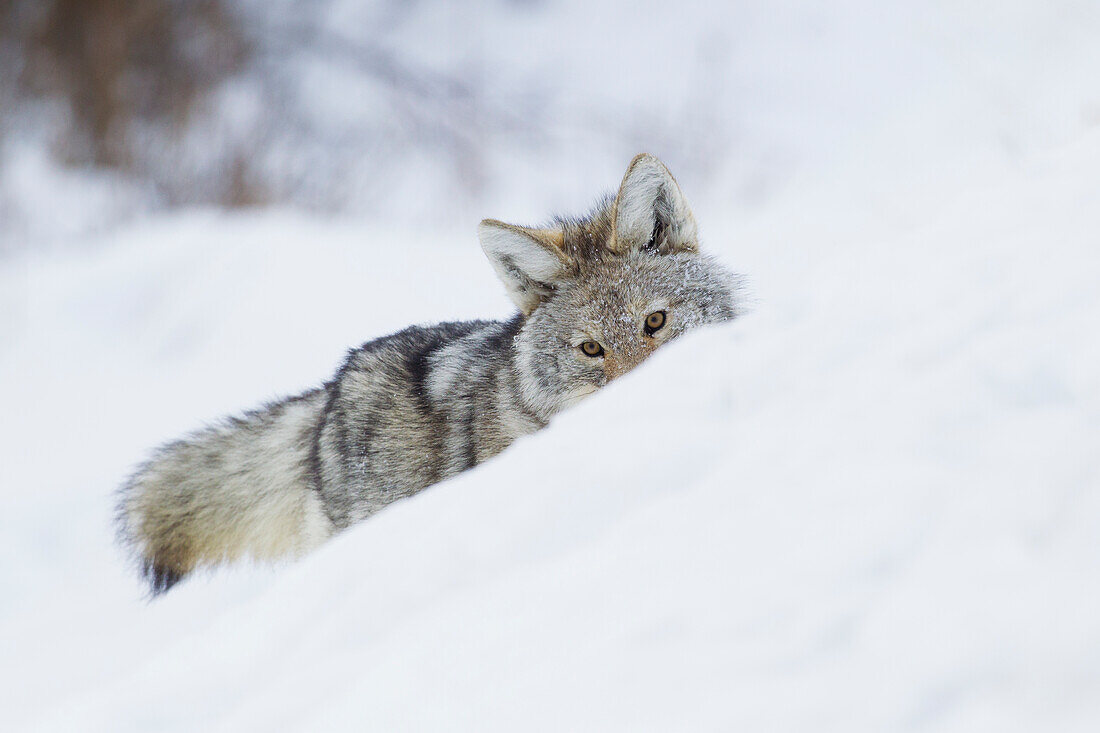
[117,154,739,594]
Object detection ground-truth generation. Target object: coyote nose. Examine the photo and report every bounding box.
[604,356,626,381]
[604,341,656,381]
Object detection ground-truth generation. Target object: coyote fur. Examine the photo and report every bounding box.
[117,154,738,594]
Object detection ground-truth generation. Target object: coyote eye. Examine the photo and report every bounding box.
[579,340,604,357]
[644,310,666,335]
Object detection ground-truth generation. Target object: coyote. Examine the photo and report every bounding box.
[118,154,738,594]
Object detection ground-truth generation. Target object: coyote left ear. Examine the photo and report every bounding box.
[479,220,573,315]
[610,153,698,256]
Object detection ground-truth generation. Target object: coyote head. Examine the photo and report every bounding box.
[480,153,737,419]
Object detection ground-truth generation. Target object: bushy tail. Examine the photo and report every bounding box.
[117,390,335,595]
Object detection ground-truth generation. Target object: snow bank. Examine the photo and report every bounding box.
[3,122,1099,729]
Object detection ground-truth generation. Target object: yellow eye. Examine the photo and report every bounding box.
[580,340,604,357]
[644,310,666,334]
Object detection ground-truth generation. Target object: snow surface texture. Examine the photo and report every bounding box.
[3,2,1100,731]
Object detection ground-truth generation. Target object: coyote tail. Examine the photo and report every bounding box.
[116,390,334,595]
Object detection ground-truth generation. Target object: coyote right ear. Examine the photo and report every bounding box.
[479,220,574,315]
[610,153,698,256]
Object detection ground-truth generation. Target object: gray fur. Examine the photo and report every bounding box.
[117,154,739,595]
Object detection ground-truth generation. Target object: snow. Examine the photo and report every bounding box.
[3,1,1100,731]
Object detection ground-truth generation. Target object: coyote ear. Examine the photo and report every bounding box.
[610,153,698,256]
[479,220,573,315]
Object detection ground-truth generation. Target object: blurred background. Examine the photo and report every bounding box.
[2,2,1100,731]
[0,0,968,247]
[0,0,744,244]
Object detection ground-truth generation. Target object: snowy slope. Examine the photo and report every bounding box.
[4,3,1100,731]
[4,128,1099,730]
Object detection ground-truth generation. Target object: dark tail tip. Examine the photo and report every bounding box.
[144,561,186,597]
